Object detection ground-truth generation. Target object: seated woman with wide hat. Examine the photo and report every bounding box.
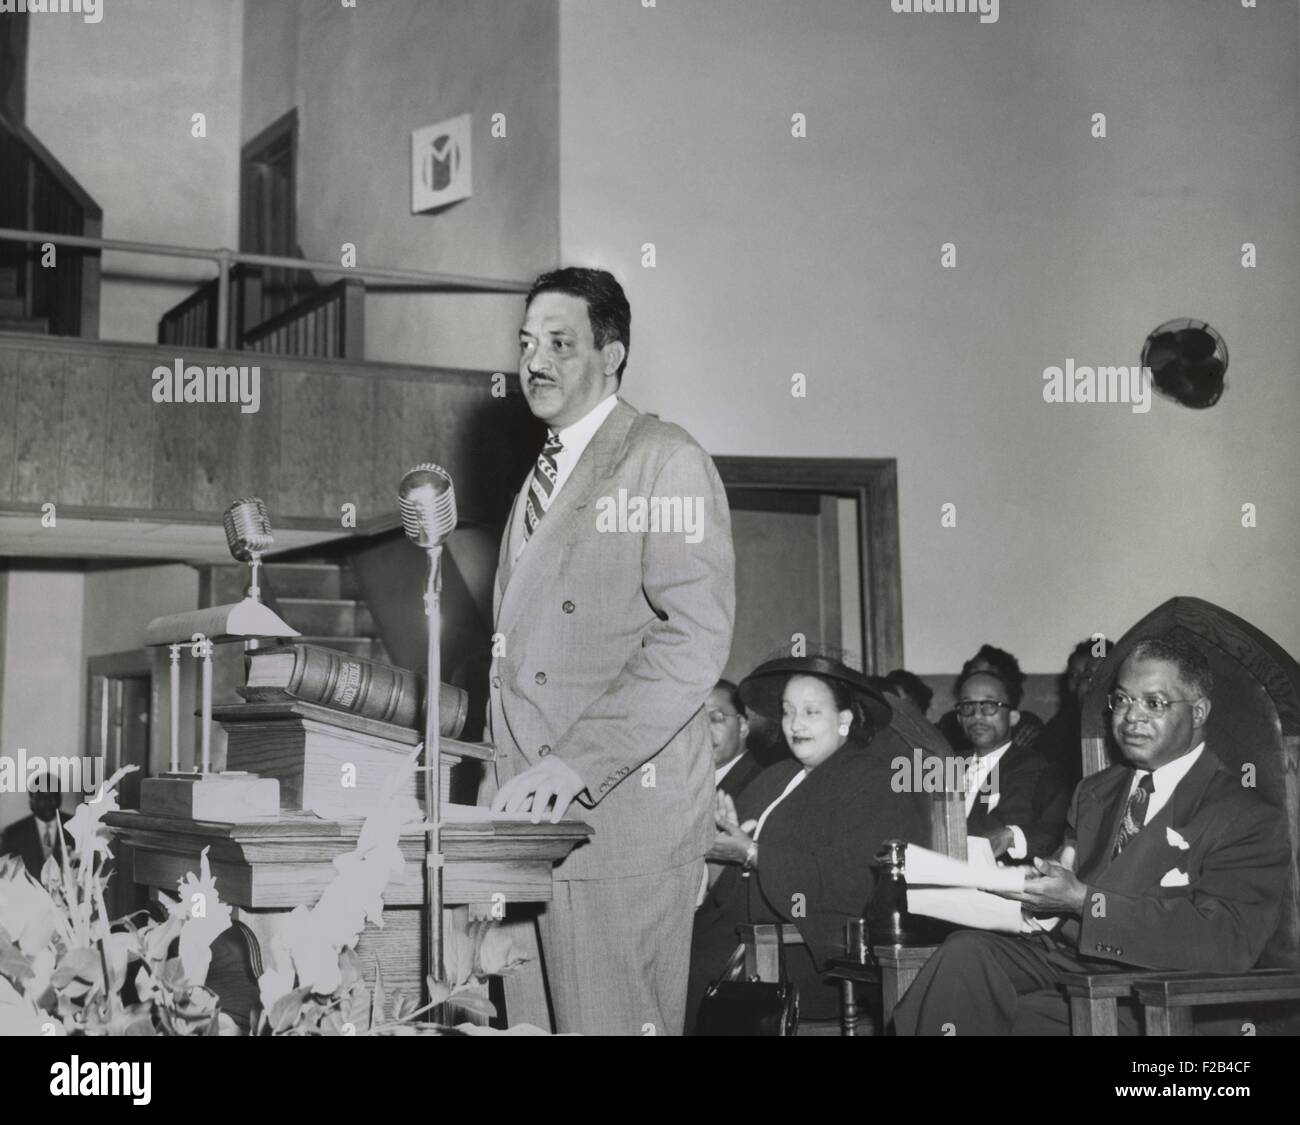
[686,653,930,1028]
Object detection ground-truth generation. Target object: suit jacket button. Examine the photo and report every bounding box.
[1115,948,1122,956]
[562,600,575,613]
[534,672,547,685]
[491,675,501,689]
[539,745,551,756]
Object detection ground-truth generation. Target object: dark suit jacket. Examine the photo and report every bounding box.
[1059,747,1289,972]
[967,741,1070,861]
[717,751,762,801]
[1,814,73,880]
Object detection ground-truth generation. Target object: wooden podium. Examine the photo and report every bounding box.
[107,699,592,1030]
[105,808,590,1030]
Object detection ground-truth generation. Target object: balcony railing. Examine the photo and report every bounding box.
[0,226,530,354]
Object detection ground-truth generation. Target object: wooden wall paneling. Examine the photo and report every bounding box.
[370,376,412,516]
[278,368,334,520]
[58,349,110,506]
[320,371,371,526]
[13,347,65,503]
[235,362,282,515]
[192,402,245,514]
[150,372,196,511]
[102,353,154,508]
[0,344,17,499]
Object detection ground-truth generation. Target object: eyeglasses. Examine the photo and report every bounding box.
[956,700,1010,719]
[708,709,740,723]
[1107,690,1197,717]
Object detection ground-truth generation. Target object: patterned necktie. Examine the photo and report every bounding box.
[523,432,563,541]
[1112,772,1155,858]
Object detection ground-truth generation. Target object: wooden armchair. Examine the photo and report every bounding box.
[1063,597,1300,1035]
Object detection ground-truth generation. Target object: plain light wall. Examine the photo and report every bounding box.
[558,0,1300,673]
[0,570,84,832]
[242,0,560,372]
[24,0,244,343]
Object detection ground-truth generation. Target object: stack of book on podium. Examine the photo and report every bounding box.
[215,642,486,820]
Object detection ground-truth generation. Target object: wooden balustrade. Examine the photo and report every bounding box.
[243,276,364,360]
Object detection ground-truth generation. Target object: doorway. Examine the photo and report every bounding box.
[715,457,902,680]
[86,650,152,918]
[240,108,306,320]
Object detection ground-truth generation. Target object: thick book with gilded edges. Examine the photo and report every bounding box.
[240,641,467,737]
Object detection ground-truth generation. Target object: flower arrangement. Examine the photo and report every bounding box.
[0,766,238,1035]
[0,749,536,1036]
[253,745,529,1034]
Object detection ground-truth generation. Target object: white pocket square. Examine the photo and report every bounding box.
[1160,867,1190,887]
[1166,827,1191,850]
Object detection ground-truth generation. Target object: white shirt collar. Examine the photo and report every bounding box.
[1133,740,1204,824]
[553,393,618,461]
[964,741,1012,814]
[715,755,742,784]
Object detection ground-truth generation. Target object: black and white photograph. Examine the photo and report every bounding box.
[0,0,1296,1093]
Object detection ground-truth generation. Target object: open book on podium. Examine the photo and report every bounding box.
[905,838,1057,935]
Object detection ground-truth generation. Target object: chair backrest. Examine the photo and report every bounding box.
[880,691,968,861]
[1078,596,1300,967]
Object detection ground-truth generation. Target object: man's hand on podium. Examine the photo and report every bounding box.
[491,757,586,824]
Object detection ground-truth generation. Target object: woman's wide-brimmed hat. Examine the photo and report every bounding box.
[738,654,893,731]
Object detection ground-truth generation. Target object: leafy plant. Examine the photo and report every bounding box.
[0,766,237,1036]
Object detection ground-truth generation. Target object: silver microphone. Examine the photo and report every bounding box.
[223,497,274,562]
[223,497,274,603]
[398,463,458,549]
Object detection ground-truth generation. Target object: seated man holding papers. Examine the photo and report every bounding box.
[895,637,1289,1035]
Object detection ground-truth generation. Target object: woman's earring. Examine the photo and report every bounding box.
[838,723,850,736]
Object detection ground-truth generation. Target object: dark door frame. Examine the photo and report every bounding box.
[713,456,903,675]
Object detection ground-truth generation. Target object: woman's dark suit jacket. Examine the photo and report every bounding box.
[687,725,929,1025]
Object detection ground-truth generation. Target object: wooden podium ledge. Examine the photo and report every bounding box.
[105,808,592,910]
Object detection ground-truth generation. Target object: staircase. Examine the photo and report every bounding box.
[200,559,392,664]
[0,263,47,334]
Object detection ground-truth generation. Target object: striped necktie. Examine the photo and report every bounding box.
[523,432,563,541]
[1112,772,1155,858]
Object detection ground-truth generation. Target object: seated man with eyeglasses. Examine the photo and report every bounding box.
[895,636,1289,1035]
[957,669,1070,863]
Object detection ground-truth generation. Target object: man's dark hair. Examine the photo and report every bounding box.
[884,669,933,715]
[1127,636,1214,700]
[713,678,747,719]
[955,667,1022,710]
[526,267,631,380]
[958,644,1025,701]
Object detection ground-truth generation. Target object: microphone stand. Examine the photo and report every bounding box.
[422,544,446,1022]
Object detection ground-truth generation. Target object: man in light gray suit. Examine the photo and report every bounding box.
[489,267,735,1035]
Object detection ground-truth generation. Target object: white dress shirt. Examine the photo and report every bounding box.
[40,818,58,859]
[512,394,619,562]
[1129,740,1205,825]
[966,741,1028,860]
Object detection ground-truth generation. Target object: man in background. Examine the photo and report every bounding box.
[709,679,759,799]
[958,669,1069,863]
[2,772,72,879]
[896,639,1289,1035]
